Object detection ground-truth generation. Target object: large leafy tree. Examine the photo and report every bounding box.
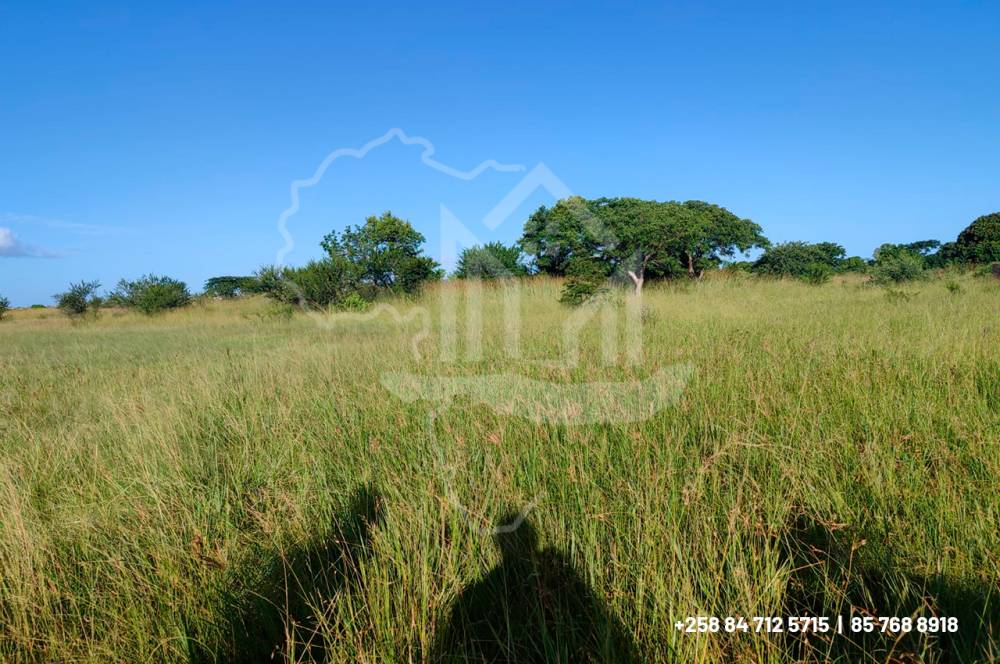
[322,212,441,295]
[939,212,1000,264]
[605,199,768,292]
[519,197,616,276]
[520,197,766,292]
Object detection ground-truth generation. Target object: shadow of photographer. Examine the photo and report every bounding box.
[429,514,638,663]
[208,484,383,663]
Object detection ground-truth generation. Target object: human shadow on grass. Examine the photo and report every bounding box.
[780,515,999,663]
[429,515,638,663]
[206,484,383,663]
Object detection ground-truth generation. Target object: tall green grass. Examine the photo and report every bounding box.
[1,274,997,662]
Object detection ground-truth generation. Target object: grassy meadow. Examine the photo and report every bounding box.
[1,274,998,662]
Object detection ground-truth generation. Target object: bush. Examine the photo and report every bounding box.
[255,259,358,308]
[559,258,607,305]
[55,280,101,317]
[870,252,925,284]
[454,242,527,279]
[802,262,833,285]
[337,292,371,312]
[753,241,847,277]
[839,256,868,273]
[0,296,9,320]
[112,275,191,314]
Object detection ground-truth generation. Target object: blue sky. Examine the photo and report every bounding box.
[1,1,998,306]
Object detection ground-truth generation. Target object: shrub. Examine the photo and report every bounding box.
[454,243,527,279]
[870,252,925,284]
[0,296,9,320]
[753,241,847,277]
[945,279,963,295]
[112,275,191,314]
[55,280,101,317]
[802,262,833,285]
[559,258,607,305]
[337,292,371,312]
[29,304,46,309]
[255,259,357,308]
[839,256,868,273]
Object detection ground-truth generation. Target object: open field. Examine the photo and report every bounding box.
[1,275,998,662]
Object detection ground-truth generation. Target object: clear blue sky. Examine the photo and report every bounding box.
[2,1,998,306]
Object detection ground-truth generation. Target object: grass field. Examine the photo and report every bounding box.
[1,274,998,662]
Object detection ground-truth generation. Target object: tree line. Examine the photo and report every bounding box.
[2,205,997,318]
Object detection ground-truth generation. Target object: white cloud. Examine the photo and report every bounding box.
[0,212,132,237]
[0,227,59,258]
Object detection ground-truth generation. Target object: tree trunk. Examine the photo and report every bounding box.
[686,252,696,278]
[627,269,644,295]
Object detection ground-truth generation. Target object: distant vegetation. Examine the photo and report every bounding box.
[520,197,768,296]
[108,275,191,314]
[0,295,9,320]
[453,242,527,279]
[37,206,1000,317]
[939,212,1000,264]
[54,280,102,317]
[251,211,442,309]
[750,241,863,278]
[203,276,258,299]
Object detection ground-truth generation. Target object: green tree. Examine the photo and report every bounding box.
[0,295,9,320]
[870,252,925,284]
[55,280,101,317]
[112,275,191,314]
[519,197,615,276]
[753,241,848,278]
[322,211,441,294]
[559,257,608,305]
[521,197,766,293]
[204,276,257,298]
[625,200,767,285]
[454,242,527,279]
[940,212,1000,264]
[840,256,868,273]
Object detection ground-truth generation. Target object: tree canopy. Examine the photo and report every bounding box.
[453,242,527,279]
[753,241,850,277]
[321,211,441,295]
[204,276,258,298]
[519,197,615,276]
[940,212,1000,264]
[520,196,766,292]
